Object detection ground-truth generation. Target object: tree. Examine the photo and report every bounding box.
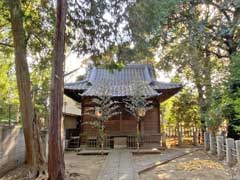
[7,0,45,170]
[106,0,239,135]
[0,53,19,124]
[48,0,67,179]
[207,89,228,135]
[124,81,153,149]
[227,53,240,139]
[162,88,200,144]
[163,88,200,128]
[84,82,119,152]
[1,0,55,126]
[124,0,239,132]
[2,0,55,167]
[67,0,134,66]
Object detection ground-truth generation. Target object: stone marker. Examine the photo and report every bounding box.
[226,138,235,166]
[177,131,182,146]
[162,132,166,148]
[216,136,224,160]
[235,140,240,163]
[193,130,198,146]
[209,133,217,154]
[41,130,49,158]
[204,132,210,151]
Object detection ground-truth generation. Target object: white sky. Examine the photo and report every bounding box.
[65,53,87,83]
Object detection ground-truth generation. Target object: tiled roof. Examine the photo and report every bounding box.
[87,64,156,83]
[151,81,182,90]
[81,82,160,97]
[64,64,182,97]
[65,80,90,90]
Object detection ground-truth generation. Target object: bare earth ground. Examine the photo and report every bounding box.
[139,150,237,180]
[0,152,105,180]
[65,152,105,180]
[1,149,240,180]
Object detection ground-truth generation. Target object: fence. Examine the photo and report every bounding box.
[79,134,161,149]
[165,126,201,138]
[204,132,240,166]
[162,127,201,147]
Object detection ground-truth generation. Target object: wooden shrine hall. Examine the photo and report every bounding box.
[64,64,182,148]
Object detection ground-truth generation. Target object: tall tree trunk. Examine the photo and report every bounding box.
[196,82,207,128]
[8,0,45,167]
[48,0,67,179]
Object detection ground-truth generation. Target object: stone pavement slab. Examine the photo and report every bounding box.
[135,148,202,173]
[97,148,201,180]
[97,149,138,180]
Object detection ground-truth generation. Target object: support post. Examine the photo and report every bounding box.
[226,138,235,166]
[235,140,240,163]
[0,127,2,158]
[204,132,210,151]
[193,129,198,146]
[40,130,49,160]
[209,133,217,154]
[178,132,182,146]
[216,136,224,160]
[161,132,166,148]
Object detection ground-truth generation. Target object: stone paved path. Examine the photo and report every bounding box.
[135,148,200,173]
[97,148,201,180]
[97,149,138,180]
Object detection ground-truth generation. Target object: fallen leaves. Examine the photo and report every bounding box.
[176,159,224,171]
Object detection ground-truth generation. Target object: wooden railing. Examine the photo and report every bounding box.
[83,134,161,149]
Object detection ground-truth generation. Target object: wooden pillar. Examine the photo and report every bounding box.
[157,99,160,134]
[120,111,122,132]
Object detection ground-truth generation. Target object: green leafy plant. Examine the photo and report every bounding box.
[84,82,119,152]
[123,81,153,149]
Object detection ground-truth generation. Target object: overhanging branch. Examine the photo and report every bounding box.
[0,42,13,48]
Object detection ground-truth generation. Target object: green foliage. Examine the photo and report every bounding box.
[123,81,153,121]
[229,53,240,83]
[66,0,187,64]
[125,0,185,62]
[67,0,134,64]
[0,0,55,123]
[206,88,229,134]
[161,88,200,129]
[0,52,19,123]
[227,53,240,138]
[123,81,153,148]
[234,90,240,120]
[84,82,119,147]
